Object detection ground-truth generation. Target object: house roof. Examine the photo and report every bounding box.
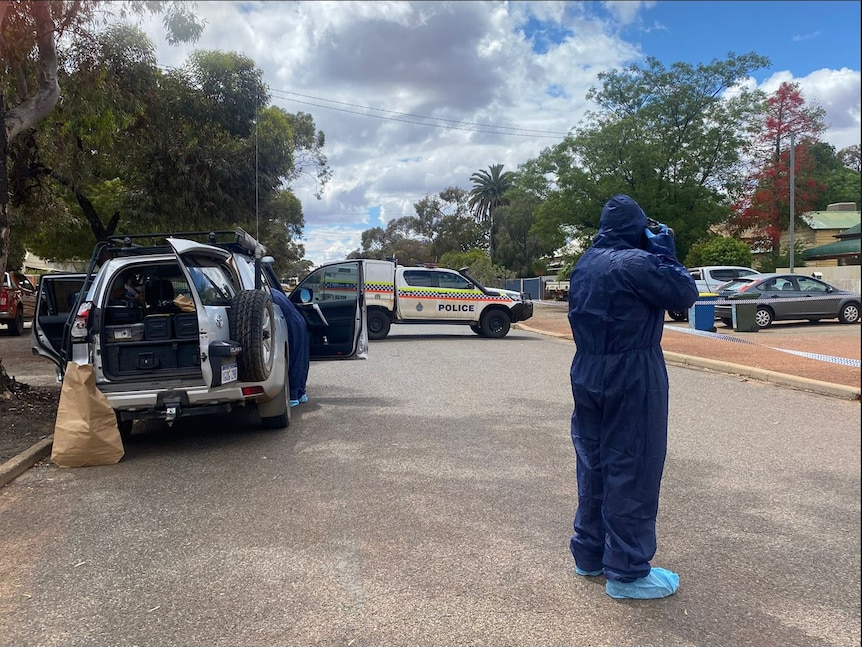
[801,210,861,230]
[836,222,861,238]
[801,237,861,260]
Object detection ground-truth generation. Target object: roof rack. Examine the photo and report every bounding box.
[60,228,268,369]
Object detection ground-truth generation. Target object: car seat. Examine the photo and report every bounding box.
[145,279,177,313]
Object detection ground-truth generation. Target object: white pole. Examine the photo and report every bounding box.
[789,133,795,273]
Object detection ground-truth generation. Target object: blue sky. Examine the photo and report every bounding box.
[634,1,861,77]
[137,1,861,267]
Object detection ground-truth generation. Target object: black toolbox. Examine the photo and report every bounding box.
[144,314,172,340]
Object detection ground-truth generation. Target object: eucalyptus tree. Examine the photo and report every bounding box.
[468,163,514,258]
[492,187,551,277]
[349,187,483,263]
[1,0,204,272]
[527,52,770,262]
[13,41,329,264]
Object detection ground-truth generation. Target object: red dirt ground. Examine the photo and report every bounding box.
[521,304,861,390]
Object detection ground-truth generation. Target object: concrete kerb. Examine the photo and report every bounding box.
[514,323,861,402]
[0,436,53,489]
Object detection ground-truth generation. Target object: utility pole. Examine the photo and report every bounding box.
[789,133,796,273]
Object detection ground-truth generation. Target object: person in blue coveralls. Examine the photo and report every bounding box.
[265,271,310,408]
[567,194,698,600]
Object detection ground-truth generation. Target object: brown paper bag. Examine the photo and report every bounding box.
[173,294,196,312]
[51,362,124,468]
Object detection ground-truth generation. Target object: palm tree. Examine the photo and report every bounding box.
[468,164,514,258]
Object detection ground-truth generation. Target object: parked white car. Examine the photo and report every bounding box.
[667,266,760,322]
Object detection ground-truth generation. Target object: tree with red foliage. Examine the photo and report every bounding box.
[730,82,826,258]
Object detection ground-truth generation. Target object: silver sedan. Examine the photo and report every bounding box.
[714,272,861,328]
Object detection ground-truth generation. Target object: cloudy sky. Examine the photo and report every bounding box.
[135,1,861,267]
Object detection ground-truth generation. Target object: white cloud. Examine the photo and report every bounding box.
[759,68,861,150]
[130,1,860,266]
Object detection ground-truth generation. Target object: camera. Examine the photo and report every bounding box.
[647,217,674,239]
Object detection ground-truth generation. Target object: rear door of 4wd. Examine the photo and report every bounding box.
[31,273,87,370]
[167,238,237,387]
[291,261,368,359]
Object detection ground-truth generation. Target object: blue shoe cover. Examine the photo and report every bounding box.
[299,394,308,403]
[289,399,300,408]
[575,566,603,577]
[606,567,679,599]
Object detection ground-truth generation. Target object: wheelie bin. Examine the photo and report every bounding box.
[688,293,718,332]
[732,302,759,332]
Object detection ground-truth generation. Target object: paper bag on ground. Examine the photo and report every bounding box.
[51,362,124,468]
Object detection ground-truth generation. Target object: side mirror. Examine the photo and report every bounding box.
[298,287,312,304]
[261,256,275,266]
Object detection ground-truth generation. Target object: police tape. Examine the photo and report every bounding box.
[665,324,861,368]
[695,294,861,306]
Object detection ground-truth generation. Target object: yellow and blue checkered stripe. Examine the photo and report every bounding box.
[366,281,395,295]
[397,287,511,302]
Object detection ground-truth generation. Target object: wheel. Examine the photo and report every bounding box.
[754,306,774,329]
[116,413,133,440]
[838,302,860,324]
[7,308,24,336]
[470,323,486,337]
[720,318,733,327]
[667,310,688,322]
[367,308,391,340]
[259,363,290,430]
[480,309,511,338]
[230,290,275,382]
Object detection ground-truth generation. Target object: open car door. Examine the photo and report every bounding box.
[31,273,88,372]
[291,260,368,360]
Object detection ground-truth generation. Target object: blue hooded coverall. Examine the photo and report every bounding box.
[568,195,697,583]
[270,288,309,402]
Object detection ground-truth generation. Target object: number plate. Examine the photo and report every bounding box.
[221,362,238,384]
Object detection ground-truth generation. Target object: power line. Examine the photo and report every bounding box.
[269,90,566,139]
[272,89,570,137]
[157,63,569,139]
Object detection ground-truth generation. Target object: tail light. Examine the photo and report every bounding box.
[71,301,92,339]
[0,287,8,307]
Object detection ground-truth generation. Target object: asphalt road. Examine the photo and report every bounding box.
[1,324,860,646]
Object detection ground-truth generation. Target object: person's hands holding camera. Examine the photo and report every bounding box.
[643,221,676,256]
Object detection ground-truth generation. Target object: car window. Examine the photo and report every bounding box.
[762,279,781,292]
[773,278,796,291]
[12,272,36,292]
[403,270,436,287]
[437,272,472,290]
[797,277,828,293]
[737,269,758,278]
[710,269,735,282]
[1,272,9,288]
[300,263,359,302]
[183,257,237,306]
[39,277,86,317]
[718,278,750,292]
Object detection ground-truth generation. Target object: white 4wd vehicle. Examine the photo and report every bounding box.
[666,265,760,322]
[32,230,367,436]
[316,259,534,340]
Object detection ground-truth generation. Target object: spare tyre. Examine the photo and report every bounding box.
[230,289,275,382]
